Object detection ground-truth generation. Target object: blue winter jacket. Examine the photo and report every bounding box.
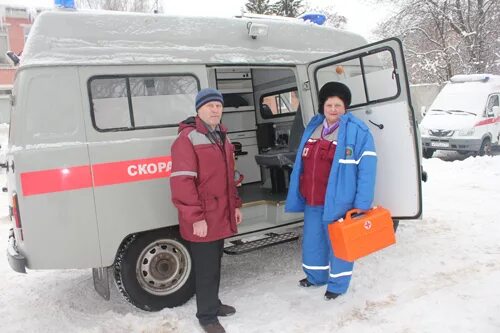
[285,113,377,223]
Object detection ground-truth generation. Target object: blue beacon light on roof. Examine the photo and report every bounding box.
[299,13,327,25]
[54,0,76,9]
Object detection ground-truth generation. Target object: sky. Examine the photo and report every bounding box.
[0,0,393,39]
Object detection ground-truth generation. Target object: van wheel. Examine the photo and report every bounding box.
[478,138,492,156]
[114,228,194,311]
[423,148,435,159]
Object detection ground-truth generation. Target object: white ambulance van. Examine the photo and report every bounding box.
[5,9,423,311]
[420,74,500,158]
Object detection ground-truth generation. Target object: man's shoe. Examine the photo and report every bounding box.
[299,278,314,287]
[217,303,236,317]
[324,291,341,300]
[201,321,226,333]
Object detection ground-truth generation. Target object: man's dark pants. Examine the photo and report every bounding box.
[189,239,224,325]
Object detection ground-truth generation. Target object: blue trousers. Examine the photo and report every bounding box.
[302,205,354,293]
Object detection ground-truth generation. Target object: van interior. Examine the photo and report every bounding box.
[207,66,304,235]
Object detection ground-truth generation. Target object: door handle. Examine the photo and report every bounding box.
[369,120,384,130]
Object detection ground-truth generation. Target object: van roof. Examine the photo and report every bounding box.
[21,10,367,67]
[450,74,500,83]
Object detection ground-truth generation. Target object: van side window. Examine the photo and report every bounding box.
[486,95,499,117]
[89,75,198,131]
[260,88,299,119]
[315,49,399,108]
[90,78,131,129]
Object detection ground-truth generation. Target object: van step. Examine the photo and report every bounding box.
[224,231,299,255]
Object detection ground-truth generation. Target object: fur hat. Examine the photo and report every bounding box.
[195,88,224,111]
[318,82,352,114]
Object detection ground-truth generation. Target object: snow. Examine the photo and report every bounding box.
[426,79,498,115]
[20,10,365,67]
[1,132,500,332]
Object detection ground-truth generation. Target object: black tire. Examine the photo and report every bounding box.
[423,148,435,159]
[478,138,492,156]
[114,228,195,311]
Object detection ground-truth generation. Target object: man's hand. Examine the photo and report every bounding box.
[193,220,208,237]
[235,208,243,225]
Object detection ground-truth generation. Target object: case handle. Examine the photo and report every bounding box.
[345,208,363,221]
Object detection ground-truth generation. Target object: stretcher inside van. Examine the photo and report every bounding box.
[5,9,423,311]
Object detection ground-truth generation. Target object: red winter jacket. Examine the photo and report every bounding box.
[170,116,242,242]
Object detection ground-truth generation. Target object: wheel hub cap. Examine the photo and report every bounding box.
[136,239,191,296]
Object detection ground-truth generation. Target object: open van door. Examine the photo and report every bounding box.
[307,38,422,219]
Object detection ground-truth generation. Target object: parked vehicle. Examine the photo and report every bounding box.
[5,9,423,311]
[420,74,500,158]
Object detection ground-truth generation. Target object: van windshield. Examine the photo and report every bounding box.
[430,83,487,115]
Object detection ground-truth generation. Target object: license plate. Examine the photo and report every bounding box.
[431,141,449,148]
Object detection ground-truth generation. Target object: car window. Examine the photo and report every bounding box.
[486,95,499,117]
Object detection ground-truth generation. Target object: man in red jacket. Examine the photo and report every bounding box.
[170,88,243,333]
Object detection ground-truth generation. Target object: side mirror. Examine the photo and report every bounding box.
[6,51,20,66]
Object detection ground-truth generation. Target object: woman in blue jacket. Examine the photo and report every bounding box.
[285,82,377,300]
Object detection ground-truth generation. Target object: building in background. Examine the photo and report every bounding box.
[0,5,45,123]
[0,5,44,91]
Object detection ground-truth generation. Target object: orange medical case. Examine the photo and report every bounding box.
[327,207,396,262]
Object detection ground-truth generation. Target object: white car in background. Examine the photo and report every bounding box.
[420,74,500,158]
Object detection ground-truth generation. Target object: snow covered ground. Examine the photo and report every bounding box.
[1,135,499,332]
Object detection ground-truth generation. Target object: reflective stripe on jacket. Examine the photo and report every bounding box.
[285,113,377,223]
[170,116,242,242]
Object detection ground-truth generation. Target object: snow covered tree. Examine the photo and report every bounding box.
[271,0,304,17]
[374,0,500,83]
[245,0,273,15]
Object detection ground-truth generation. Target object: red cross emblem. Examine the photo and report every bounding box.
[364,220,372,230]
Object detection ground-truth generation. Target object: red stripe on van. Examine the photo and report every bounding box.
[92,156,172,186]
[21,156,173,197]
[21,165,93,196]
[475,117,500,127]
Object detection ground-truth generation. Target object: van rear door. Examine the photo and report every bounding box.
[307,38,422,219]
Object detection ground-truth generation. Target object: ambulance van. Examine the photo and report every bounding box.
[5,9,423,311]
[420,74,500,158]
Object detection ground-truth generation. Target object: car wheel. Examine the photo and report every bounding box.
[478,138,492,156]
[423,148,435,159]
[114,228,194,311]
